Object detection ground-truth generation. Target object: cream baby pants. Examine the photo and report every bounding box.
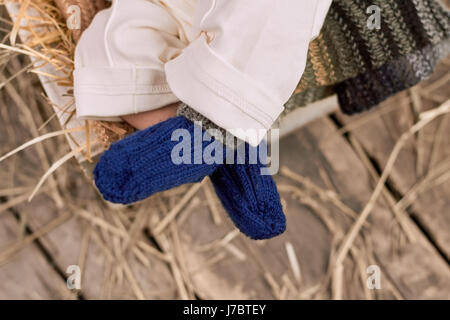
[74,0,332,145]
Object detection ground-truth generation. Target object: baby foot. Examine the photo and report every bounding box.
[210,142,286,239]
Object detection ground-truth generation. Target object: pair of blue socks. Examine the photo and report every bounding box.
[94,116,285,239]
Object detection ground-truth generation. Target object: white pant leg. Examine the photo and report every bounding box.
[165,0,332,145]
[74,0,197,121]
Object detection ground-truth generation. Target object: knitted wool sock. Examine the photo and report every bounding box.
[94,116,223,204]
[210,143,286,240]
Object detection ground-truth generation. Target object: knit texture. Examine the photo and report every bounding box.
[94,116,286,239]
[180,0,450,130]
[210,142,286,240]
[336,39,450,113]
[288,0,450,114]
[94,116,223,204]
[294,0,449,90]
[177,103,246,150]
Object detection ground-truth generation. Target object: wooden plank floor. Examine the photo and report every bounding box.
[336,61,450,261]
[0,55,449,299]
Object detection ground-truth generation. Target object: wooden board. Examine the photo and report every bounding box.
[335,59,450,261]
[13,193,179,299]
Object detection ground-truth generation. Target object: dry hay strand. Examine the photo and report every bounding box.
[0,0,136,205]
[3,0,133,153]
[329,99,450,298]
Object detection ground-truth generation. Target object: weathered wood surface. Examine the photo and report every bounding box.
[12,192,180,300]
[336,57,450,261]
[0,211,75,299]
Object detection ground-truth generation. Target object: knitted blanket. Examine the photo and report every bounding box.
[288,0,450,114]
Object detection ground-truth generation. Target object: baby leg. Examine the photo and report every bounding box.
[72,0,287,238]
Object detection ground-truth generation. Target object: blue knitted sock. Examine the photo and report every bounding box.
[94,116,223,204]
[210,143,286,240]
